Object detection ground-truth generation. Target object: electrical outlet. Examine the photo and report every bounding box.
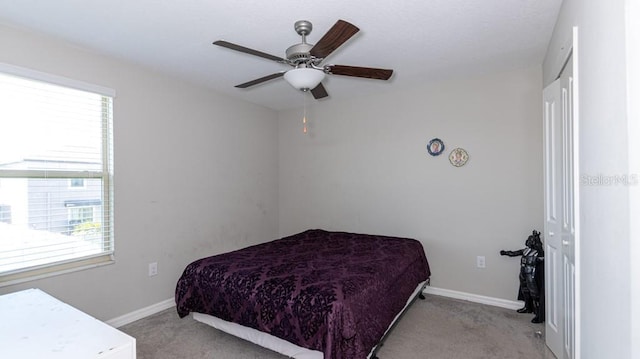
[476,256,486,268]
[148,262,158,276]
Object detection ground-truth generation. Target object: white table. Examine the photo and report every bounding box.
[0,288,136,358]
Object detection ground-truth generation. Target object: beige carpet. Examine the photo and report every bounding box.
[120,294,556,359]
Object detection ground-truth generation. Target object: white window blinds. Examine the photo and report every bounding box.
[0,64,114,284]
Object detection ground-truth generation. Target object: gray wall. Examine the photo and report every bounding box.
[278,66,543,301]
[543,0,635,357]
[0,24,280,321]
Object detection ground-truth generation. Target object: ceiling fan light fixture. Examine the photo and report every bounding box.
[284,68,325,91]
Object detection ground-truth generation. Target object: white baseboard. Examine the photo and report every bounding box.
[106,298,175,328]
[422,286,522,310]
[105,288,520,329]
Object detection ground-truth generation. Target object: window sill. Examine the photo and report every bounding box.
[0,255,115,288]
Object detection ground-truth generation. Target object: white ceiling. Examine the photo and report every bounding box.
[0,0,562,111]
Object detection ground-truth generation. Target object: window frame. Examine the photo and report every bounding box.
[0,63,115,286]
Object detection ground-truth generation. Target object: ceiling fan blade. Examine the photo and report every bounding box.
[310,83,329,99]
[214,40,287,63]
[326,65,393,80]
[235,72,286,88]
[309,20,359,59]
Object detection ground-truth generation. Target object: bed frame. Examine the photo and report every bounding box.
[192,279,429,359]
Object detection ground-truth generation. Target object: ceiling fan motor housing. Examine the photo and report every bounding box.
[285,43,314,65]
[285,20,320,66]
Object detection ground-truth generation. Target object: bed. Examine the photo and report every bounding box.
[175,229,431,359]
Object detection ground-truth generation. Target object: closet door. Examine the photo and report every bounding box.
[543,77,563,357]
[544,45,578,359]
[559,54,576,359]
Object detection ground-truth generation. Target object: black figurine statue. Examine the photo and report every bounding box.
[500,230,545,323]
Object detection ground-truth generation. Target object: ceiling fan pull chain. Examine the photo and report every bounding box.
[303,115,307,134]
[302,92,308,134]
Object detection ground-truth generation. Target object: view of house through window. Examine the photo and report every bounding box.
[0,66,114,281]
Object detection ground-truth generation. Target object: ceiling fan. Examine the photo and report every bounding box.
[213,19,394,100]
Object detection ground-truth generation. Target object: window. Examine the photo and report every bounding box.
[0,63,114,285]
[69,178,86,188]
[69,206,95,224]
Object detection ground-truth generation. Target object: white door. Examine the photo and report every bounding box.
[543,77,563,357]
[544,48,577,358]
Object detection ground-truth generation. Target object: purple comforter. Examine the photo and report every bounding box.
[175,229,430,359]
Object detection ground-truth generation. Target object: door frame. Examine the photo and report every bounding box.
[626,0,640,355]
[570,26,580,359]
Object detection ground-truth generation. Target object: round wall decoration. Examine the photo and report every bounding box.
[427,138,445,156]
[449,148,469,167]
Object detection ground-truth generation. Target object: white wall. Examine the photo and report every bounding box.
[543,0,634,357]
[278,66,543,301]
[0,24,279,321]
